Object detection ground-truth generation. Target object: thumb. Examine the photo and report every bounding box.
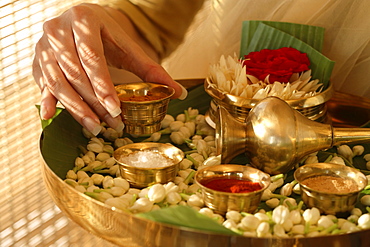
[101,26,188,99]
[140,64,188,100]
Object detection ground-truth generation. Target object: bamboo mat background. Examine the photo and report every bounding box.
[0,1,116,246]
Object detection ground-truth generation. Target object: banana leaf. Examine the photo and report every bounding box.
[137,205,237,235]
[239,21,335,89]
[240,21,325,54]
[36,105,64,130]
[40,107,89,179]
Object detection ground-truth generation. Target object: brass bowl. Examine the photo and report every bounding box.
[194,165,270,214]
[294,163,368,215]
[115,82,175,136]
[113,142,184,188]
[204,77,333,127]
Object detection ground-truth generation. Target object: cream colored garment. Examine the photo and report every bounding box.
[163,0,370,98]
[106,0,204,59]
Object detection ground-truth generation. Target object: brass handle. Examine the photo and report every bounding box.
[333,128,370,146]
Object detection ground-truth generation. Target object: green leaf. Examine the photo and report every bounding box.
[40,108,88,179]
[35,105,64,129]
[137,205,237,235]
[240,21,325,54]
[362,120,370,128]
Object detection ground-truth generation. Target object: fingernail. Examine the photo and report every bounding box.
[104,96,122,118]
[115,121,125,133]
[105,114,125,133]
[175,81,188,100]
[82,117,102,136]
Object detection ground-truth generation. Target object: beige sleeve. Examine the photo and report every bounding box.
[104,0,205,59]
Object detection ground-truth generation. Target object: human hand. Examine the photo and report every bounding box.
[33,3,187,135]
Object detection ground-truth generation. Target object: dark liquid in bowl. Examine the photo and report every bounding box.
[200,176,262,193]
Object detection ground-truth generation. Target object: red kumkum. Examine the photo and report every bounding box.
[201,177,262,193]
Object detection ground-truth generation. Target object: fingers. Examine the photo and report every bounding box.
[116,39,188,99]
[33,3,187,139]
[139,65,188,100]
[40,88,58,120]
[33,55,56,119]
[68,5,122,118]
[95,7,188,100]
[34,37,103,135]
[35,9,124,134]
[124,51,188,99]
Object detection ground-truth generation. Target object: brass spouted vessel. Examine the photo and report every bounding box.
[216,96,370,175]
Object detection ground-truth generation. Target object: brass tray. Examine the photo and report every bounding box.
[40,79,370,247]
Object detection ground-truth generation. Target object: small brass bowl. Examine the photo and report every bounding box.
[194,164,270,214]
[294,163,367,215]
[115,82,175,136]
[113,142,184,188]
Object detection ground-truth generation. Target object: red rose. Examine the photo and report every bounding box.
[242,47,310,83]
